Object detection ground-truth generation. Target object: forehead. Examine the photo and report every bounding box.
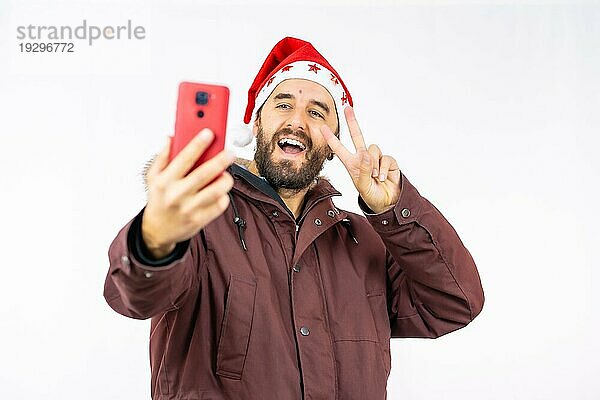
[267,78,335,106]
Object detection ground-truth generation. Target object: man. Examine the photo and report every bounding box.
[104,37,484,400]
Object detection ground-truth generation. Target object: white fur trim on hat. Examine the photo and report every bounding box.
[247,60,350,139]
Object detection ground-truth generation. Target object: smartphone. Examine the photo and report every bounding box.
[169,81,230,175]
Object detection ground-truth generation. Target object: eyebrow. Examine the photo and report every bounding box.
[310,100,330,115]
[273,92,331,115]
[273,93,294,101]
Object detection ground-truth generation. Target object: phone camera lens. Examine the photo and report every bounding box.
[196,91,209,105]
[197,110,205,118]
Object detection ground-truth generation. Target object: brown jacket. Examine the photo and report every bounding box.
[104,163,484,400]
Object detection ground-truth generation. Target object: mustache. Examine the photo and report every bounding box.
[272,128,313,151]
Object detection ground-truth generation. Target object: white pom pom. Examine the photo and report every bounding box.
[230,125,254,147]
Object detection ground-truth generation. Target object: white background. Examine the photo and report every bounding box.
[1,0,598,399]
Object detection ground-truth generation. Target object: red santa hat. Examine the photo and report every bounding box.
[234,36,354,146]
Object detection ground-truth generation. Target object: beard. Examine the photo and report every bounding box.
[254,124,330,191]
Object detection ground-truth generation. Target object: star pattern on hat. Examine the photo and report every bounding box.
[308,63,321,74]
[244,37,353,129]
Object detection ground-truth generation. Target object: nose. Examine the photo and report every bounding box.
[285,107,306,132]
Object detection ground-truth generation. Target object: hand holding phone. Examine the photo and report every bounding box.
[140,82,234,258]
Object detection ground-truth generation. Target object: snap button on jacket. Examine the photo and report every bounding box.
[104,164,484,400]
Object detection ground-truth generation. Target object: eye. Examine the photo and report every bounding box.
[309,110,324,119]
[276,103,291,110]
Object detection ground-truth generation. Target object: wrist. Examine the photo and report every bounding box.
[141,219,176,259]
[369,203,395,215]
[145,240,177,259]
[360,196,395,215]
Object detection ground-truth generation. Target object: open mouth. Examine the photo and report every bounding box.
[277,137,307,155]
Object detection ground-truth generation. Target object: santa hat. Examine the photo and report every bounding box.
[234,36,353,146]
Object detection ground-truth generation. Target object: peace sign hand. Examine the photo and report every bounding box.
[320,107,401,214]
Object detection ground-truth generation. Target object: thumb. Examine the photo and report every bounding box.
[356,150,373,189]
[147,135,172,180]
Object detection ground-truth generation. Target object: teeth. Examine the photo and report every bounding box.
[278,138,306,150]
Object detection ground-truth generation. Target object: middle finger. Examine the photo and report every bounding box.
[344,106,367,152]
[181,149,235,194]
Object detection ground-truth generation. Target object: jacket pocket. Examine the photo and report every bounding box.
[216,273,257,380]
[366,288,392,376]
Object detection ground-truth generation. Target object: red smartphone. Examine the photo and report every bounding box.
[169,82,229,175]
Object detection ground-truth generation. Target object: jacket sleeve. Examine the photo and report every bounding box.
[103,206,202,320]
[359,172,484,338]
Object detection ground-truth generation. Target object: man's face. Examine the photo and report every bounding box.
[253,79,339,191]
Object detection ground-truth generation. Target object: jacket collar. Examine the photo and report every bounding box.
[228,162,351,262]
[228,162,341,221]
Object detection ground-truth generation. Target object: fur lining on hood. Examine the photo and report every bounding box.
[141,154,327,193]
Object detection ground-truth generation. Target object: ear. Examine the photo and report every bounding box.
[252,119,259,137]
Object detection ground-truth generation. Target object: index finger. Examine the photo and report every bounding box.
[344,106,367,151]
[319,125,353,165]
[162,129,214,182]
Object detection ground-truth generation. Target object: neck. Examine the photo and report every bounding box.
[247,160,310,219]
